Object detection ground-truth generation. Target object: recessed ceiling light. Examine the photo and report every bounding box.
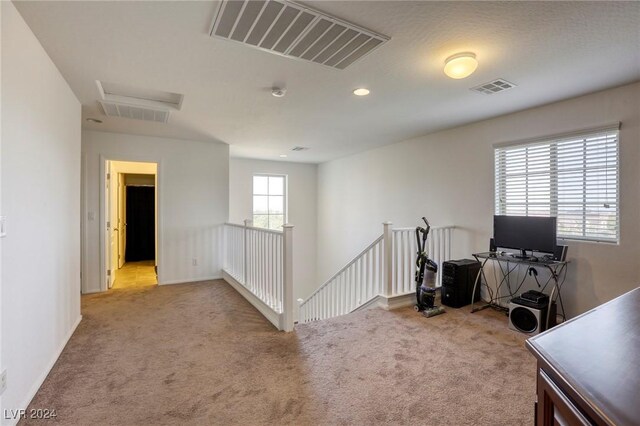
[272,87,286,97]
[86,118,103,124]
[279,154,288,158]
[353,88,370,96]
[444,52,478,79]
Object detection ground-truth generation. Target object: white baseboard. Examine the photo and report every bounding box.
[159,275,222,285]
[9,315,83,426]
[222,271,281,330]
[377,292,415,310]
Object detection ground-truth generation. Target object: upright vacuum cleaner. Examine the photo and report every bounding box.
[414,217,446,318]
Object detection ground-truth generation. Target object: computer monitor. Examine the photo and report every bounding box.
[493,215,557,255]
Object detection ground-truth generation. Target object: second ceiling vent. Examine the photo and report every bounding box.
[210,0,389,70]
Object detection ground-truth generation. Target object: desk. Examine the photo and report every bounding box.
[470,252,568,329]
[526,288,640,425]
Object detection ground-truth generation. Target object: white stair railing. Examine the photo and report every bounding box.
[391,226,453,293]
[222,221,294,331]
[298,235,385,323]
[299,222,455,324]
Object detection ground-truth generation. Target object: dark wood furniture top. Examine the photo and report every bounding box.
[526,287,640,425]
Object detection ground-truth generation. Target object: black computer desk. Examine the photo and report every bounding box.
[471,251,569,330]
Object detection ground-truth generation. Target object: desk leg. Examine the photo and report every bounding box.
[545,264,566,330]
[471,257,491,313]
[546,285,556,330]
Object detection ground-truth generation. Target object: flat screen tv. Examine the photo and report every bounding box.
[493,215,557,255]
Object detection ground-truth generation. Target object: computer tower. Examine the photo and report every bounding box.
[441,259,481,308]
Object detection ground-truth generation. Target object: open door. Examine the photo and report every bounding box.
[105,161,115,289]
[118,173,126,268]
[125,186,155,262]
[102,160,158,291]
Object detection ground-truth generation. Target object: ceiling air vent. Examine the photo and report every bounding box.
[471,79,517,95]
[96,81,184,123]
[99,102,170,123]
[291,146,309,151]
[210,0,389,70]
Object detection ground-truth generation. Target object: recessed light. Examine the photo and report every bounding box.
[279,154,288,158]
[86,118,103,124]
[444,52,478,79]
[353,88,370,96]
[272,87,286,97]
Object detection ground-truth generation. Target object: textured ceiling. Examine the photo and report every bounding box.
[14,1,640,163]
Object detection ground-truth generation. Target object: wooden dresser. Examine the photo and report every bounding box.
[526,287,640,425]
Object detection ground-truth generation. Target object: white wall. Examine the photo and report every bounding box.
[229,158,318,303]
[82,130,228,292]
[1,1,81,420]
[317,82,640,318]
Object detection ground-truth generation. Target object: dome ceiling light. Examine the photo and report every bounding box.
[444,52,478,79]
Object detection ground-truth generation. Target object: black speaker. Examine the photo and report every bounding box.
[489,237,496,252]
[509,297,556,335]
[441,259,481,308]
[553,245,568,261]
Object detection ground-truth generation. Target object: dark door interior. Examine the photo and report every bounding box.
[125,186,155,262]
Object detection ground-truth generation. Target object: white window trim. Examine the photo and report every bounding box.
[494,123,621,245]
[252,173,288,230]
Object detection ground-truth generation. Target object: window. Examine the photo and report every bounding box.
[495,127,619,243]
[253,175,286,230]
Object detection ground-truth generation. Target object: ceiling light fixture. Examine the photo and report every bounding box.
[279,154,288,158]
[444,52,478,79]
[86,118,103,124]
[353,88,370,96]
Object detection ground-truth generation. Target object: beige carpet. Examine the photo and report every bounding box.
[23,280,535,425]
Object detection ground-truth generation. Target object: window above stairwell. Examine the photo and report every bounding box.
[252,174,287,231]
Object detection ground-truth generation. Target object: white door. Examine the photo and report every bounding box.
[118,173,126,268]
[109,167,119,288]
[104,160,114,289]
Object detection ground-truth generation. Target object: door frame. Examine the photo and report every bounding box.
[99,156,161,292]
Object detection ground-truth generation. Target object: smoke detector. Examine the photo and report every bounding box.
[272,87,287,98]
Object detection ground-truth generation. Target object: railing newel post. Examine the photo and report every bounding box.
[282,224,294,332]
[383,222,393,297]
[243,219,252,285]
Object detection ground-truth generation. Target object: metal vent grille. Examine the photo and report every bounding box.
[99,101,170,123]
[471,79,517,95]
[291,146,309,151]
[210,0,389,69]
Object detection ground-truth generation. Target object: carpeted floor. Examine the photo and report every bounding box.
[23,280,536,425]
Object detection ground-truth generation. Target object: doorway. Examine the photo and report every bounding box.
[104,160,158,290]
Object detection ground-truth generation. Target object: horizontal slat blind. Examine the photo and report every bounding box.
[495,129,619,243]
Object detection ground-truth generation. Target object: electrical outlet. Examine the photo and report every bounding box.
[0,369,7,395]
[192,258,198,266]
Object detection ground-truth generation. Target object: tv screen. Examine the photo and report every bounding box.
[493,215,557,254]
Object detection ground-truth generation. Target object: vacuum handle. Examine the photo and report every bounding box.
[422,217,431,235]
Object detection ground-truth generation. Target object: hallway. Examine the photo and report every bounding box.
[23,280,535,425]
[113,261,157,289]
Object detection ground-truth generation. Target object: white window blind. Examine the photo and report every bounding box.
[495,127,619,243]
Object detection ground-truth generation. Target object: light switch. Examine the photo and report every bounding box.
[0,216,6,238]
[88,212,95,221]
